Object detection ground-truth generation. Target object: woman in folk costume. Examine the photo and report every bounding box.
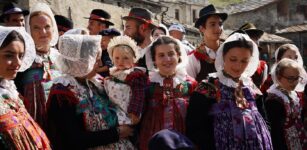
[139,35,197,150]
[46,34,134,150]
[14,3,61,128]
[104,36,148,127]
[265,58,307,150]
[0,27,51,150]
[186,32,273,150]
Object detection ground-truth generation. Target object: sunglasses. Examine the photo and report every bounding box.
[281,75,303,83]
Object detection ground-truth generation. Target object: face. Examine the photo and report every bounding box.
[30,14,53,50]
[5,13,25,27]
[87,19,107,35]
[169,30,183,41]
[154,43,180,76]
[124,19,144,44]
[101,36,112,50]
[152,28,165,40]
[200,15,223,41]
[0,41,24,79]
[278,67,300,91]
[112,47,134,70]
[281,49,298,61]
[223,47,252,78]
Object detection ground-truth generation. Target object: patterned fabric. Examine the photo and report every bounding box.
[267,87,307,150]
[0,80,51,150]
[196,79,273,150]
[104,67,148,125]
[49,76,135,149]
[18,49,61,129]
[139,75,197,150]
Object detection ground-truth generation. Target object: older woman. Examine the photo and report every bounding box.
[14,3,61,129]
[186,32,273,149]
[265,58,307,150]
[0,27,51,150]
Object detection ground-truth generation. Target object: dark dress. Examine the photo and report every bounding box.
[265,85,307,150]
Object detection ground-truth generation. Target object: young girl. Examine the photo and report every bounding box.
[104,35,148,126]
[139,35,197,150]
[186,32,272,149]
[46,34,135,149]
[0,27,51,149]
[265,58,307,150]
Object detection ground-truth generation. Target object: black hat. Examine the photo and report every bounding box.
[239,23,264,38]
[148,129,195,150]
[84,9,114,26]
[194,4,228,28]
[54,15,73,32]
[122,8,157,28]
[0,2,29,22]
[99,28,121,36]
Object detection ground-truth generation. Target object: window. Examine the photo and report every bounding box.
[175,9,180,21]
[192,9,197,22]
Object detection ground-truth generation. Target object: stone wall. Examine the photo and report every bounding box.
[223,3,278,32]
[27,0,129,30]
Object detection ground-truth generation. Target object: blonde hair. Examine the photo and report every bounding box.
[112,45,135,61]
[30,11,52,23]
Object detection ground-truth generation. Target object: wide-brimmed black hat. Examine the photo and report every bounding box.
[122,8,157,28]
[239,23,264,38]
[55,15,73,32]
[99,28,121,36]
[84,9,114,26]
[194,4,228,28]
[0,2,29,22]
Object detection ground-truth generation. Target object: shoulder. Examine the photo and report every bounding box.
[125,67,148,81]
[194,78,218,98]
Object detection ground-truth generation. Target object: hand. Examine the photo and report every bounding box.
[128,113,140,125]
[118,125,134,138]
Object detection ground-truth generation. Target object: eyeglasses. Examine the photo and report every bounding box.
[281,75,303,83]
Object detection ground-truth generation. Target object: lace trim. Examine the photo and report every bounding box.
[267,84,298,103]
[149,68,187,88]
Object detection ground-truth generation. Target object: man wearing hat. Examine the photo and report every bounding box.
[0,2,29,27]
[186,4,228,82]
[96,28,121,77]
[239,22,268,89]
[85,9,114,35]
[54,15,73,36]
[123,7,157,69]
[169,23,195,54]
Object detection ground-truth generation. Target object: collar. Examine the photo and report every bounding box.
[149,68,187,88]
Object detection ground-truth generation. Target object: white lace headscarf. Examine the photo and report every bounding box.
[146,35,188,73]
[271,58,307,91]
[56,34,101,77]
[0,27,35,72]
[270,44,306,91]
[213,32,259,88]
[25,3,58,47]
[64,28,89,35]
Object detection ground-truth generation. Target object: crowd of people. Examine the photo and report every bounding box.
[0,2,307,150]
